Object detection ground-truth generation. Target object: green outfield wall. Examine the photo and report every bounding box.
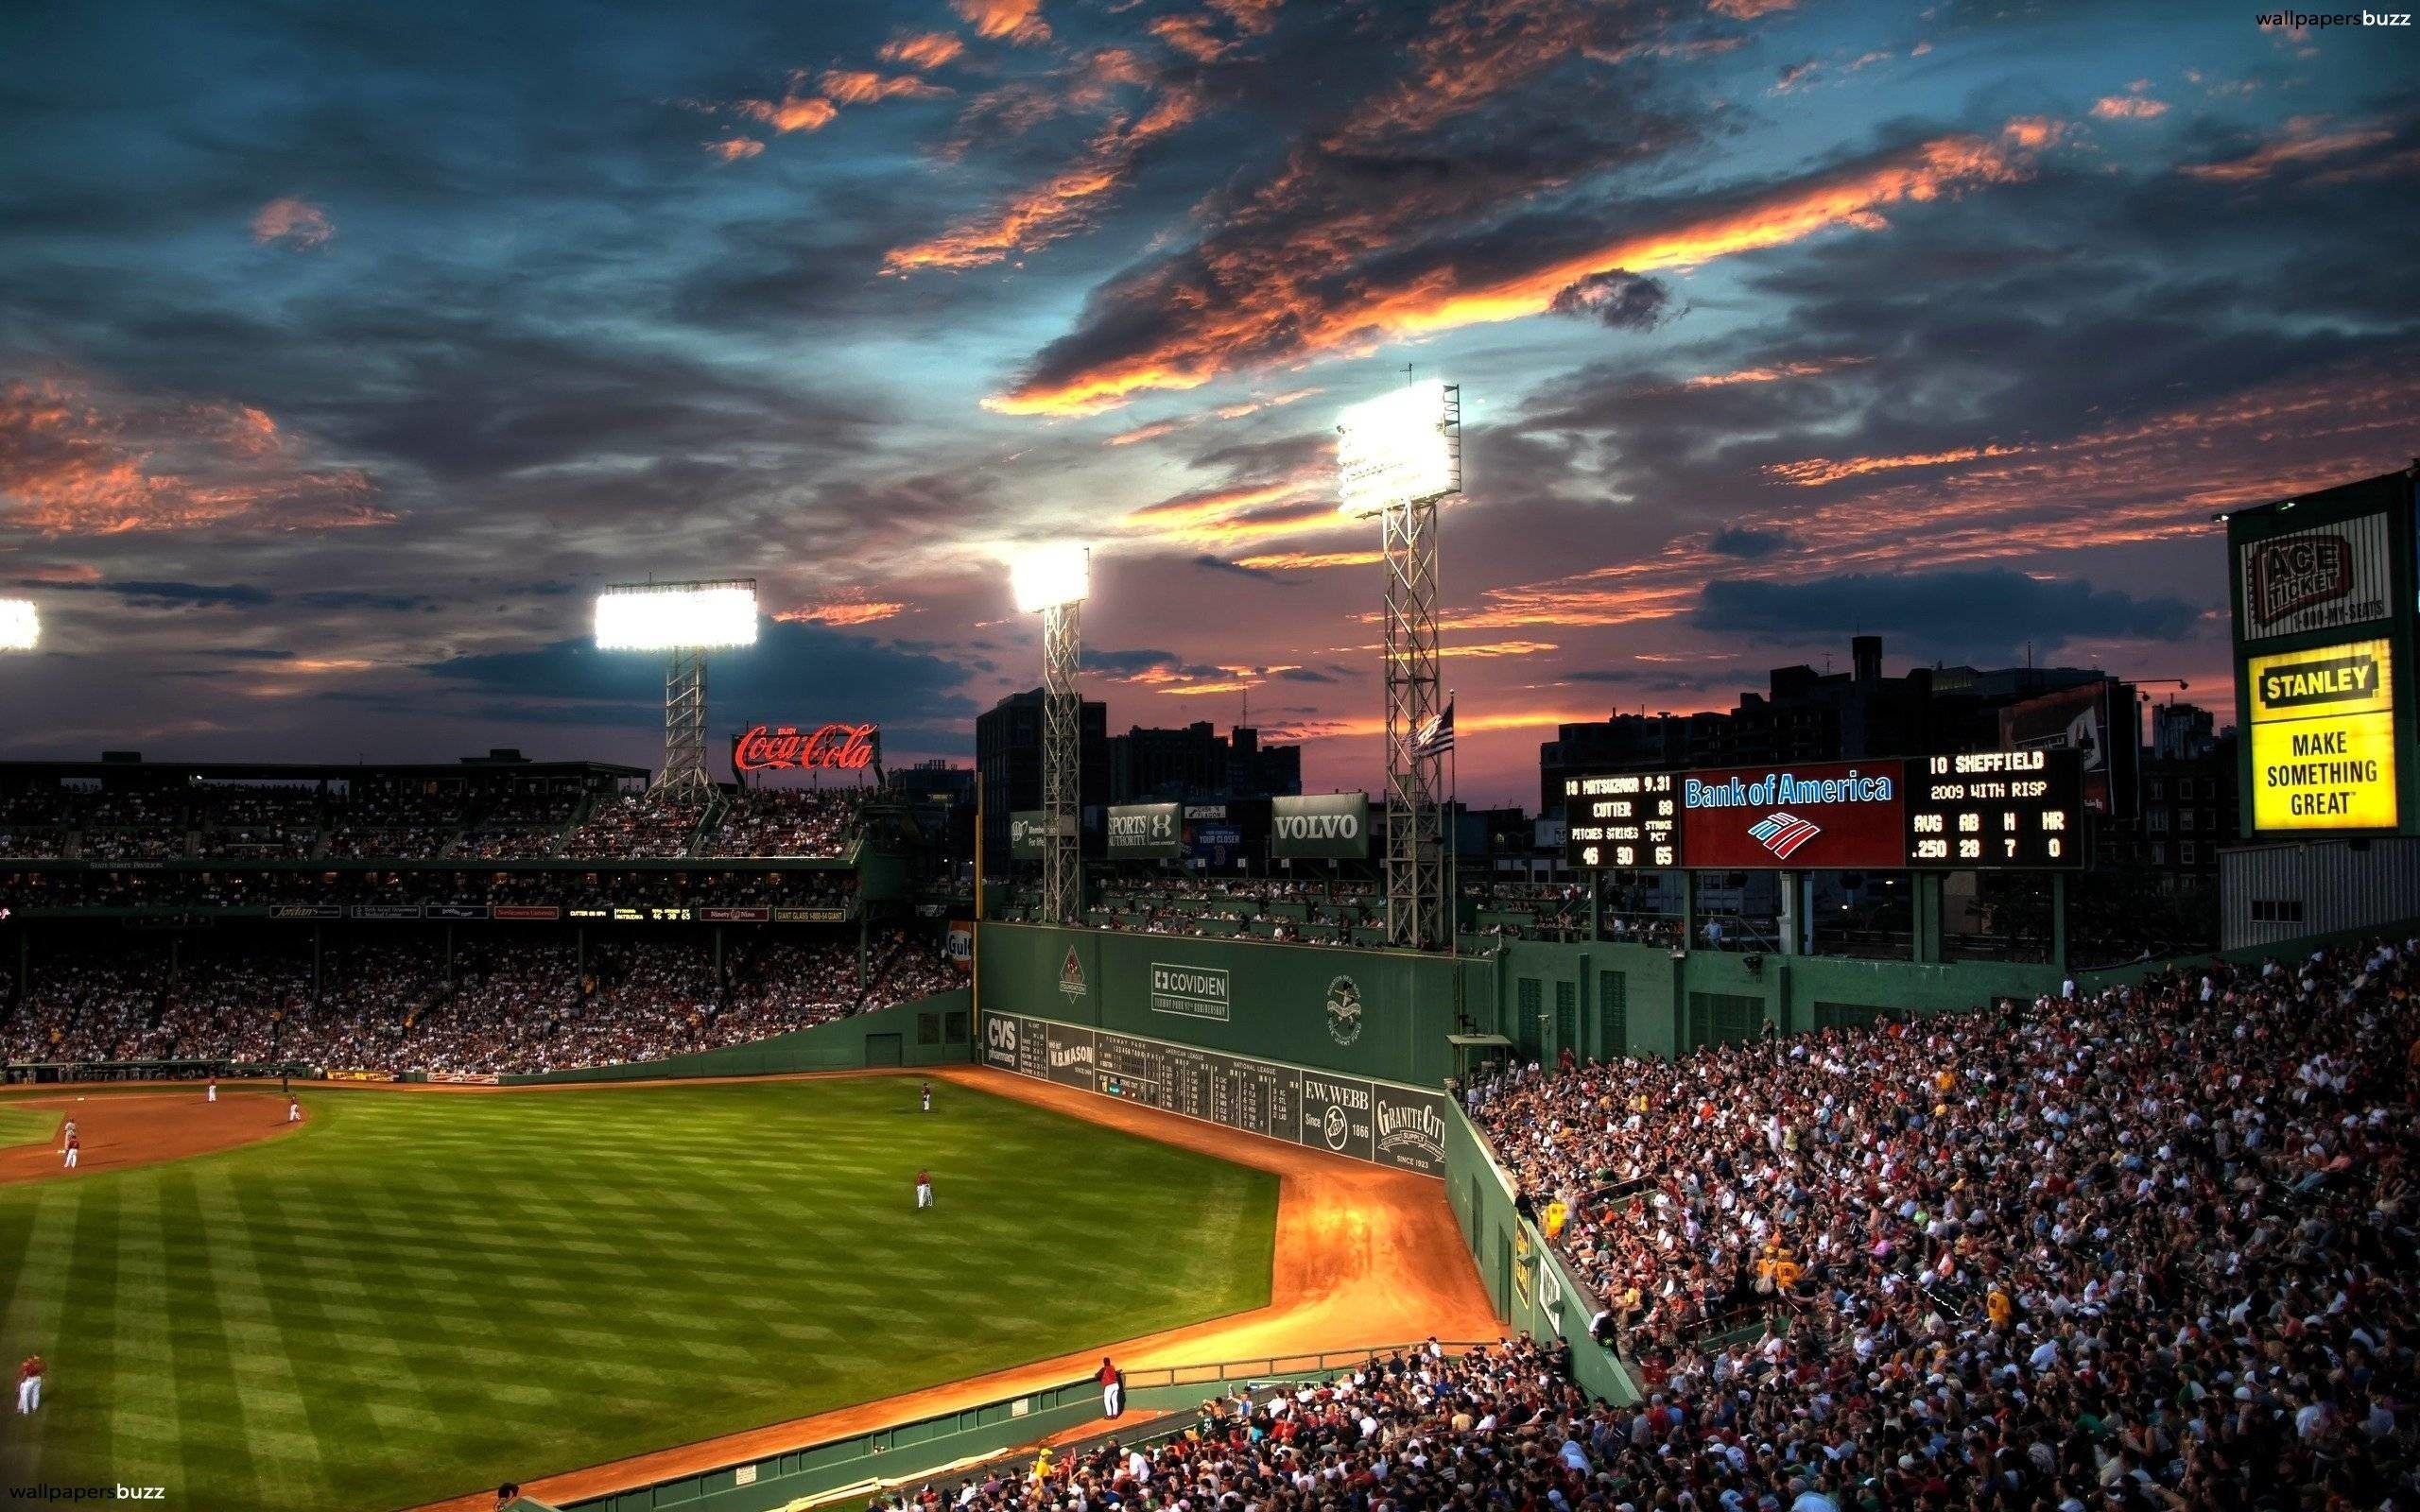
[498,989,971,1084]
[977,923,1489,1089]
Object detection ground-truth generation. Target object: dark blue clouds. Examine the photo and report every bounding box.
[1695,569,2200,660]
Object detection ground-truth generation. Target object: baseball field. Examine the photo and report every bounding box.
[0,1076,1281,1512]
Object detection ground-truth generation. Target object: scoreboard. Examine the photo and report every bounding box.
[1562,748,2084,871]
[1561,771,1680,869]
[1902,749,2083,868]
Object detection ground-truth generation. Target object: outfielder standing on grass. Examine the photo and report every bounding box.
[914,1168,932,1211]
[14,1355,40,1415]
[920,1080,932,1113]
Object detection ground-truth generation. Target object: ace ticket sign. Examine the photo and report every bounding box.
[2247,638,2399,833]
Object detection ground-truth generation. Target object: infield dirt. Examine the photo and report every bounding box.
[0,1089,298,1184]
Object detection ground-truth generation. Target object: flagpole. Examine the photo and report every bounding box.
[1447,688,1459,958]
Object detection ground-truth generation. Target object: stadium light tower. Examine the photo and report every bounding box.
[1337,379,1461,951]
[1011,544,1090,925]
[594,579,757,800]
[0,599,36,652]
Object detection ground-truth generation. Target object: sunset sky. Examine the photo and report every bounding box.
[1,0,2412,804]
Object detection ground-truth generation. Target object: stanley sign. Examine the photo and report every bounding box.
[2248,638,2399,833]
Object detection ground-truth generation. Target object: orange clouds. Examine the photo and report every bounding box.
[2091,94,2169,120]
[1233,549,1383,571]
[0,378,389,536]
[879,31,966,70]
[820,69,949,106]
[735,92,838,134]
[251,198,334,250]
[709,138,765,163]
[1765,442,2031,487]
[1682,356,1867,387]
[953,0,1050,45]
[1707,0,1796,16]
[775,598,908,627]
[1104,387,1322,446]
[886,83,1200,272]
[989,128,2037,416]
[2181,115,2395,181]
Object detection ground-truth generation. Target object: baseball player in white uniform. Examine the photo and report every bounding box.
[208,1080,217,1103]
[915,1168,933,1211]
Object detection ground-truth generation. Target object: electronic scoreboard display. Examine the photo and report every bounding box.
[1562,771,1682,869]
[1902,749,2083,868]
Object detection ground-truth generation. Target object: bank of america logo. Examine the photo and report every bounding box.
[1748,811,1822,859]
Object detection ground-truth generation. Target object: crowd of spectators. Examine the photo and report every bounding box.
[901,1341,1612,1512]
[0,782,867,862]
[0,927,961,1074]
[700,788,859,858]
[0,867,856,914]
[1465,938,2418,1511]
[562,793,705,859]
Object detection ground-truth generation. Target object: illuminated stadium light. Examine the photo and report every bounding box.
[593,581,759,651]
[1336,378,1461,518]
[0,599,36,651]
[1009,542,1091,614]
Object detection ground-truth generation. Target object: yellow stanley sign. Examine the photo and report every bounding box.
[2247,638,2398,832]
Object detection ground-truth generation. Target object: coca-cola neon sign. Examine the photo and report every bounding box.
[733,722,879,776]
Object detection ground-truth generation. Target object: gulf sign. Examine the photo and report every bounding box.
[1680,761,1906,870]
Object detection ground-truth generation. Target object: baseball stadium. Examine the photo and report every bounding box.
[4,6,2419,1512]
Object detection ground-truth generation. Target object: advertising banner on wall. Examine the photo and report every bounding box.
[2247,637,2399,833]
[698,906,770,922]
[1998,680,2130,816]
[1678,761,1907,870]
[1105,801,1183,859]
[731,722,878,779]
[1270,793,1371,859]
[2238,512,2393,643]
[981,1011,1448,1177]
[493,904,562,921]
[1148,961,1231,1022]
[1009,810,1050,861]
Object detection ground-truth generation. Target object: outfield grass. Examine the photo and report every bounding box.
[0,1106,59,1149]
[0,1078,1278,1512]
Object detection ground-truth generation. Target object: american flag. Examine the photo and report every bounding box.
[1409,701,1456,758]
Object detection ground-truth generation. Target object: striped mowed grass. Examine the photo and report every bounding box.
[0,1077,1279,1512]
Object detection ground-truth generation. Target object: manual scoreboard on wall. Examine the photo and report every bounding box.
[1561,771,1679,868]
[1903,749,2084,868]
[1563,749,2083,871]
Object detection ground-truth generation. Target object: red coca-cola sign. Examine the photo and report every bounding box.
[733,722,879,776]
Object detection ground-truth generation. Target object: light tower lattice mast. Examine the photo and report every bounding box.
[662,645,713,800]
[1338,381,1460,952]
[1011,545,1092,926]
[1041,597,1084,924]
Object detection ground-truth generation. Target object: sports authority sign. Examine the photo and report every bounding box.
[731,722,878,778]
[1149,961,1231,1022]
[1106,801,1183,859]
[2238,513,2392,643]
[1270,793,1370,859]
[982,1011,1449,1177]
[1680,761,1906,870]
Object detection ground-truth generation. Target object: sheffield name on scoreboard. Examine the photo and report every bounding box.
[1904,749,2084,868]
[1563,749,2083,871]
